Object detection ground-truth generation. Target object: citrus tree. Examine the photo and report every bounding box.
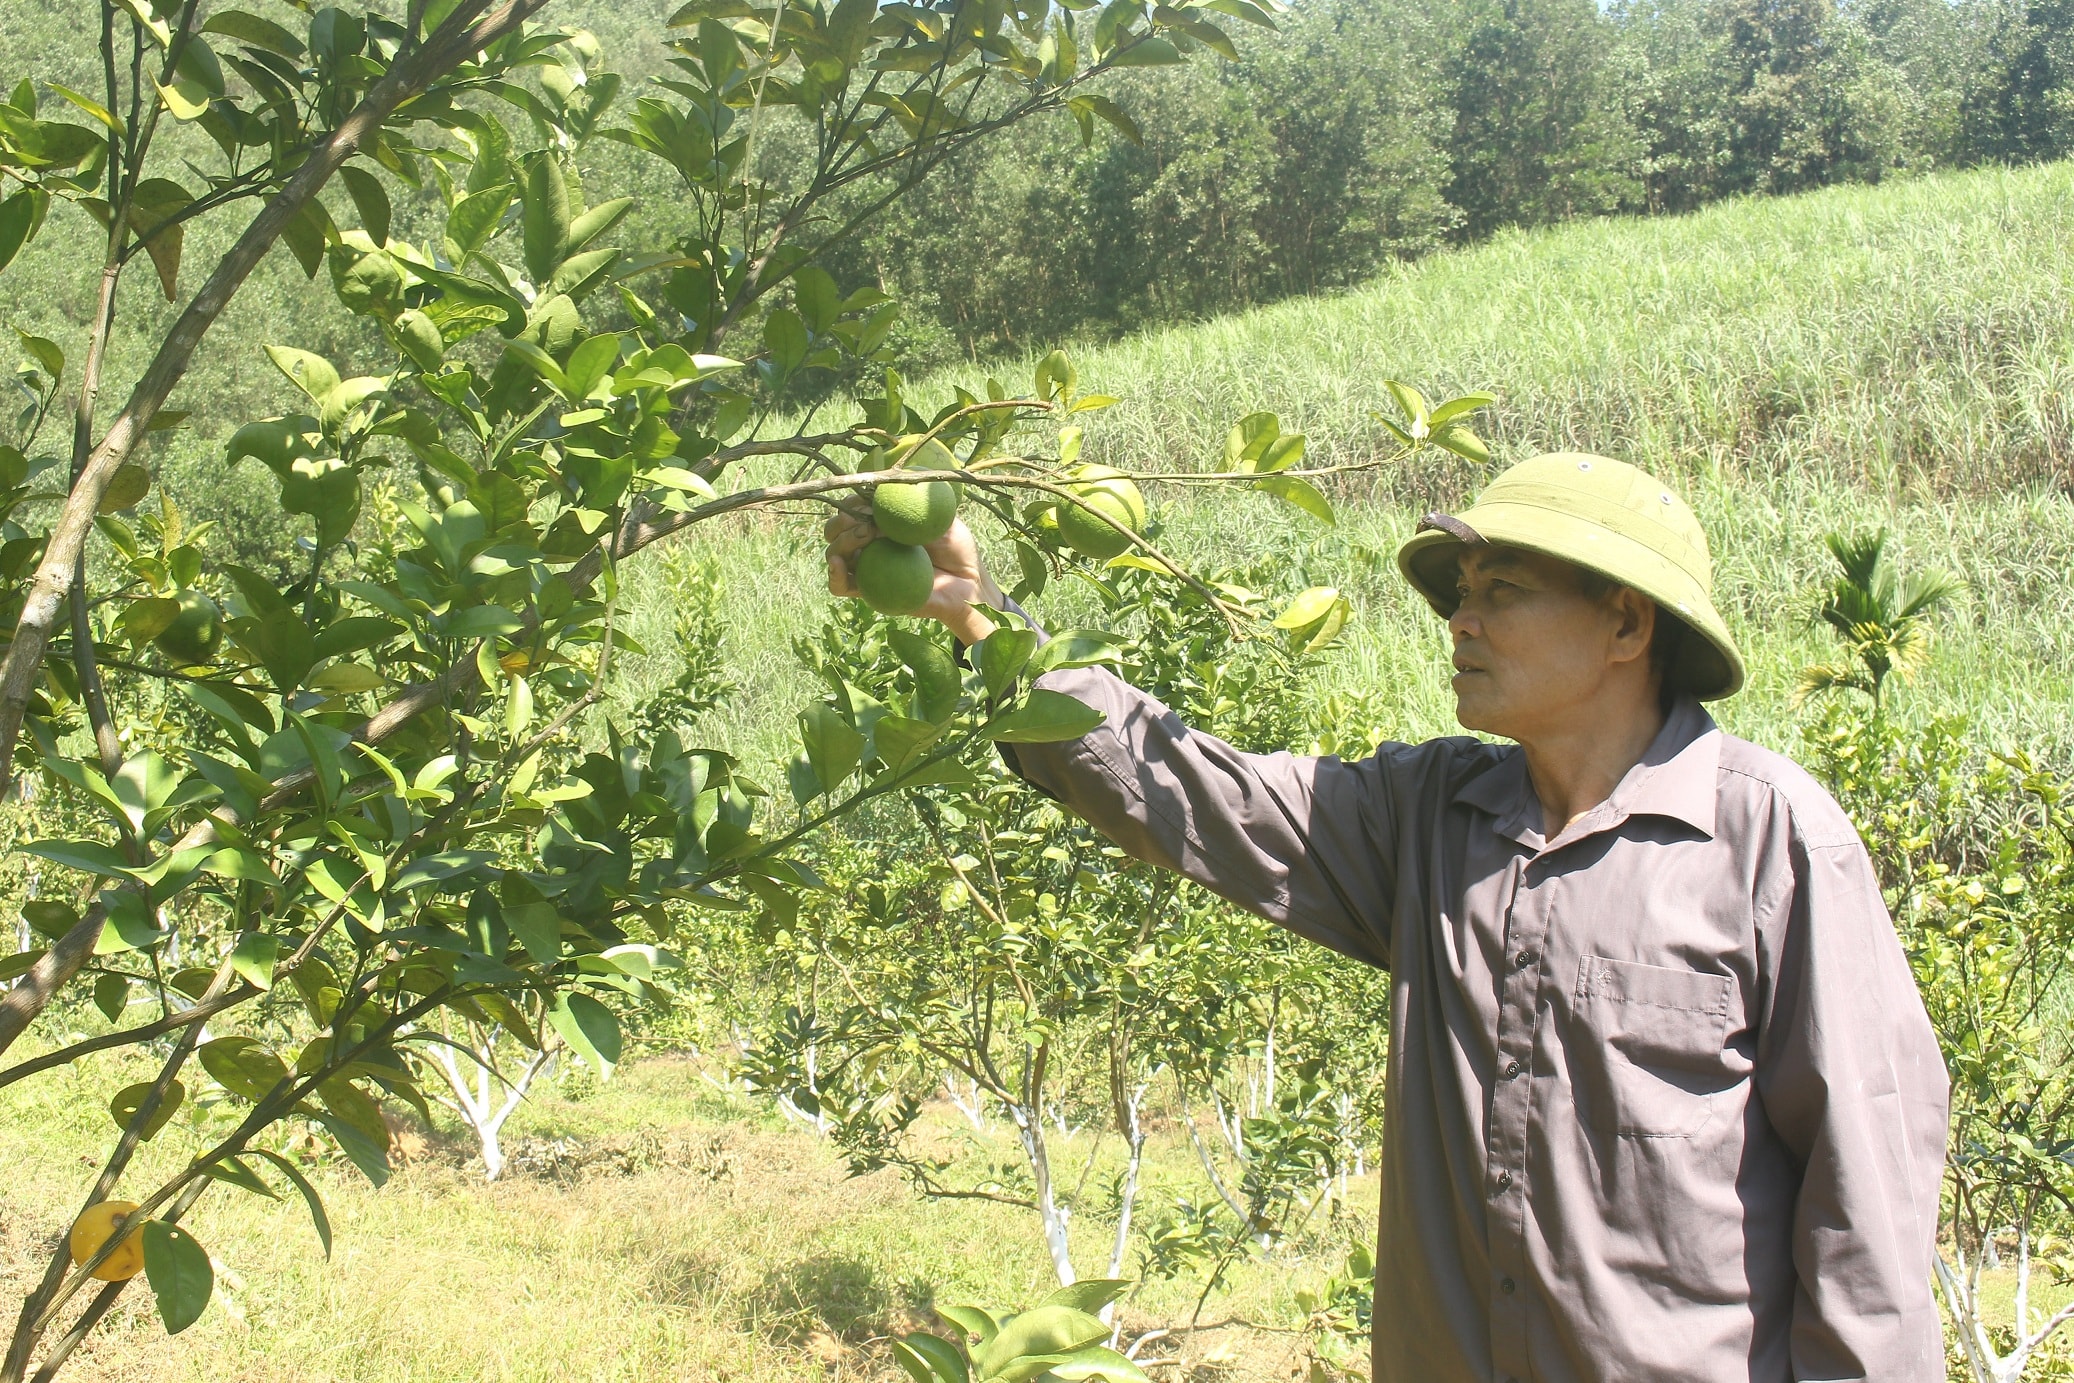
[737,550,1398,1298]
[1797,543,2074,1381]
[0,0,1431,1370]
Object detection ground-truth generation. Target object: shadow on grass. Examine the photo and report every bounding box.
[754,1254,895,1342]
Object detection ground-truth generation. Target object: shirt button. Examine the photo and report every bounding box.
[1515,949,1537,969]
[1495,1171,1512,1191]
[1504,1059,1523,1079]
[1500,1277,1516,1294]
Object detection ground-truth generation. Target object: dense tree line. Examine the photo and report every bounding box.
[805,0,2074,361]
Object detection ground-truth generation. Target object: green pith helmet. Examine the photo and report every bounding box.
[1395,452,1746,699]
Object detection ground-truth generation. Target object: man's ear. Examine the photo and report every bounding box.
[1609,586,1657,666]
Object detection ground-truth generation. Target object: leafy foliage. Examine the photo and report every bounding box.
[1795,529,1962,707]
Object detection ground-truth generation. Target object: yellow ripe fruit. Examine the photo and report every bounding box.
[69,1201,145,1282]
[854,538,937,616]
[1056,465,1146,560]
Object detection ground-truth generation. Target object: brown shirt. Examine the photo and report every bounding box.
[1002,666,1949,1383]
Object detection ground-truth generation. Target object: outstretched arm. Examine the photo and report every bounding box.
[824,513,1399,967]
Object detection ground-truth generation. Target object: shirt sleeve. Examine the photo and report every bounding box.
[997,662,1400,969]
[1753,830,1950,1381]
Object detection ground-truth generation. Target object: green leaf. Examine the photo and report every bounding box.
[765,308,808,374]
[1428,392,1495,429]
[977,627,1039,700]
[198,1035,288,1100]
[504,900,563,965]
[935,1304,1002,1345]
[894,1335,969,1382]
[266,346,341,404]
[339,165,392,246]
[21,900,79,940]
[566,196,634,256]
[233,608,316,691]
[200,1155,279,1199]
[202,9,307,57]
[391,850,498,892]
[1384,379,1429,433]
[23,838,133,879]
[1029,630,1124,674]
[316,1112,391,1186]
[1255,473,1333,524]
[973,1305,1108,1377]
[1043,1346,1152,1381]
[549,991,621,1078]
[1109,34,1182,64]
[247,1148,331,1257]
[0,189,49,278]
[888,627,961,723]
[229,931,279,989]
[1431,423,1490,465]
[986,689,1105,743]
[1038,1278,1131,1313]
[563,333,620,398]
[126,178,192,301]
[872,714,942,772]
[95,890,164,954]
[1273,586,1341,630]
[446,181,513,259]
[93,972,128,1022]
[46,83,118,131]
[140,1221,213,1334]
[503,338,569,394]
[521,152,570,285]
[798,704,866,795]
[109,1079,185,1139]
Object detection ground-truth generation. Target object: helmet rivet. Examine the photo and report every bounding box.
[1577,461,1592,471]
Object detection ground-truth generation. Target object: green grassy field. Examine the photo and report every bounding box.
[0,1044,1360,1382]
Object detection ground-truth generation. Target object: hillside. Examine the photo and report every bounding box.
[625,162,2074,767]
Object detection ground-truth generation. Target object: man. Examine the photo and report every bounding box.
[826,451,1950,1382]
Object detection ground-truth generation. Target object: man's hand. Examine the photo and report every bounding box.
[824,505,1001,646]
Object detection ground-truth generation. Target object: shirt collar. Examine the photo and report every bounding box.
[1452,697,1721,847]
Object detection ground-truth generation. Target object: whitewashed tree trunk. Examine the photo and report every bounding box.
[1936,1217,2074,1383]
[1107,1084,1148,1281]
[430,1027,558,1180]
[944,1070,991,1131]
[1010,1096,1076,1286]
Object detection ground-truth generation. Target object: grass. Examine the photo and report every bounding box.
[0,1042,1363,1382]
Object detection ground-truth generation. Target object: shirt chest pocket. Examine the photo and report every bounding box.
[1573,955,1736,1139]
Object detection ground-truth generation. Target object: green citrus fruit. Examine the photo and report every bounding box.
[154,589,223,666]
[855,538,937,616]
[890,434,957,470]
[873,473,958,546]
[1056,465,1146,560]
[392,309,445,372]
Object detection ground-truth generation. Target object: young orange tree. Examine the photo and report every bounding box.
[0,0,1493,1374]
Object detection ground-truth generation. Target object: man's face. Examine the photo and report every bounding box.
[1445,546,1653,742]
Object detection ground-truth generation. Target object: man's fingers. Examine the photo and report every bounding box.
[824,509,875,555]
[826,549,859,598]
